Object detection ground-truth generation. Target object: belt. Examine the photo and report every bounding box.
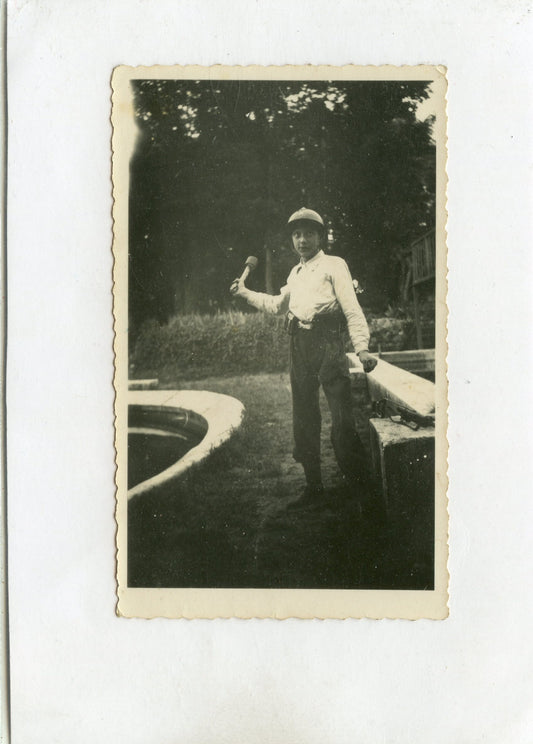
[286,312,346,334]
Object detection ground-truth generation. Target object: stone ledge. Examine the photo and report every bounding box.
[347,353,435,420]
[369,417,434,509]
[367,358,435,419]
[369,417,435,585]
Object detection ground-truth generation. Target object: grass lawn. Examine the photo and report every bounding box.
[128,371,432,590]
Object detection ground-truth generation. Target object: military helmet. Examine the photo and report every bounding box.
[287,207,325,234]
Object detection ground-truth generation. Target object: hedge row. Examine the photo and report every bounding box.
[130,311,415,378]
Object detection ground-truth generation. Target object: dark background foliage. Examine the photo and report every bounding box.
[129,78,435,336]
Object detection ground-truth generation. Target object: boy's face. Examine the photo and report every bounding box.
[291,223,321,262]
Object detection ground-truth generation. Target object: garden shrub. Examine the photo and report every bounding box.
[131,311,415,378]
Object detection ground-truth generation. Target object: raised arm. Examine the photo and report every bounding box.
[232,278,290,315]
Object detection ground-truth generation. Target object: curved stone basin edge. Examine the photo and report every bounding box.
[128,390,245,500]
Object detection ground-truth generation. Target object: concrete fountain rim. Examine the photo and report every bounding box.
[127,389,245,500]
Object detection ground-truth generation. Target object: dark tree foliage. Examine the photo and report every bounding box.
[129,78,435,332]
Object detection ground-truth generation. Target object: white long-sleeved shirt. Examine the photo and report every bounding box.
[242,250,370,354]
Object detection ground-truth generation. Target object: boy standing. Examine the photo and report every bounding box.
[232,208,377,509]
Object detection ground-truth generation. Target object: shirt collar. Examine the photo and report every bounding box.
[300,249,324,268]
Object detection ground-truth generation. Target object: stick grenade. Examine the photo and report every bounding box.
[230,256,258,294]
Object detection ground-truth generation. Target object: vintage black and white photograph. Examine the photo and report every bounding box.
[8,0,533,736]
[112,65,448,618]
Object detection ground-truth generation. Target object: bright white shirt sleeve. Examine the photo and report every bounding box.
[330,259,370,354]
[242,285,290,315]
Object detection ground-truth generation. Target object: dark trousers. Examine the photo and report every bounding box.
[289,326,370,487]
